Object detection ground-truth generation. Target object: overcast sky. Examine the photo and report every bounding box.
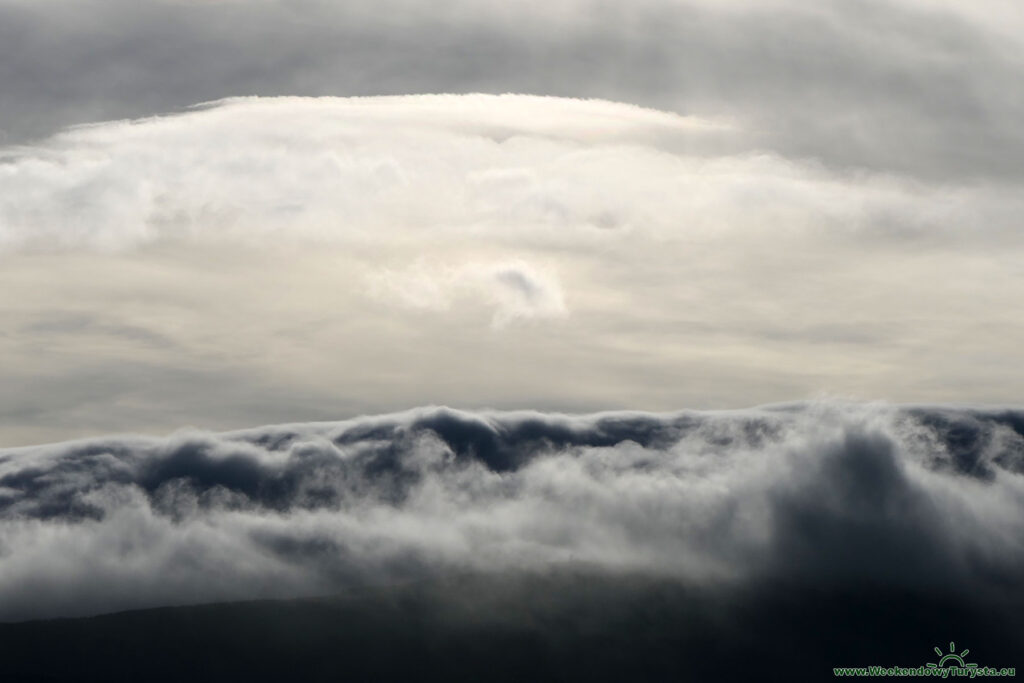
[4,6,1024,673]
[2,0,1024,445]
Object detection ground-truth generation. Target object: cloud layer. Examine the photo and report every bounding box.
[2,0,1024,183]
[2,401,1024,622]
[2,94,1024,444]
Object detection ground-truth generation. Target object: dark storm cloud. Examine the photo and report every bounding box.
[1,402,1024,623]
[1,0,1023,180]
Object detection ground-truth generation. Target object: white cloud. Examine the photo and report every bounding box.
[0,94,724,251]
[1,95,1023,444]
[370,259,567,328]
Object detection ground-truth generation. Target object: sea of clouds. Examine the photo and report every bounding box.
[1,401,1022,622]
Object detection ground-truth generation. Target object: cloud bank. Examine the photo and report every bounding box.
[2,0,1024,183]
[3,95,1024,444]
[2,401,1024,622]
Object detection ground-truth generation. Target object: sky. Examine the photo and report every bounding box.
[2,3,1024,673]
[2,0,1024,446]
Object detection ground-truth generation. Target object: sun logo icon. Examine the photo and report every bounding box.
[926,642,978,669]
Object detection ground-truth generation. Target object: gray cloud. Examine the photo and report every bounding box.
[1,401,1023,622]
[21,311,176,349]
[1,0,1022,181]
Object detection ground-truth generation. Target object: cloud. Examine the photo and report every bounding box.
[2,94,1024,444]
[0,94,722,252]
[3,94,1018,255]
[1,4,1021,673]
[2,0,1023,182]
[1,401,1023,623]
[370,259,567,327]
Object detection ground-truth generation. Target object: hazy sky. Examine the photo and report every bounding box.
[2,0,1024,445]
